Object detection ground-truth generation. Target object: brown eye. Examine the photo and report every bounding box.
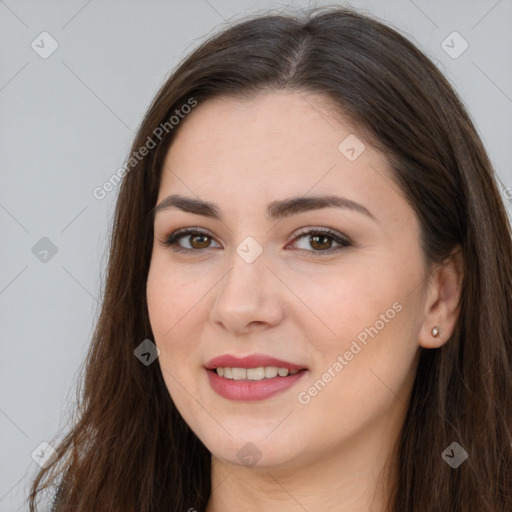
[188,234,211,249]
[160,228,221,253]
[290,228,352,254]
[160,227,351,256]
[309,234,333,251]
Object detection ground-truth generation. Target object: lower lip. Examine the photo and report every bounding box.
[206,369,308,401]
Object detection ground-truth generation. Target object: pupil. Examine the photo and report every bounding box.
[191,235,210,249]
[311,234,331,250]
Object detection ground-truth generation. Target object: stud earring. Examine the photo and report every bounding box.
[431,326,441,338]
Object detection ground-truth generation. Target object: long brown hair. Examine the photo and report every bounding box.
[28,5,512,511]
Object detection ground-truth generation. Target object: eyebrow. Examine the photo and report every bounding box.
[151,194,377,222]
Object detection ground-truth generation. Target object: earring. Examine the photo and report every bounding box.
[431,326,441,338]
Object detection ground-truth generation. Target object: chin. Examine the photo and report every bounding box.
[202,429,306,470]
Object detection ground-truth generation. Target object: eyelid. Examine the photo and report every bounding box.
[159,225,352,254]
[159,226,220,251]
[291,226,351,243]
[287,226,352,254]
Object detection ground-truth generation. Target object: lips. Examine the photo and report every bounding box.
[204,353,309,401]
[205,354,307,371]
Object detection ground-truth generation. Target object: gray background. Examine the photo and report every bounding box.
[1,0,511,510]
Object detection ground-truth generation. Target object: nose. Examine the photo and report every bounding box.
[209,250,285,335]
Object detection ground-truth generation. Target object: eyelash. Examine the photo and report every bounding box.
[158,226,352,256]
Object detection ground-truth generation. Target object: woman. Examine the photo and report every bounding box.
[28,5,512,511]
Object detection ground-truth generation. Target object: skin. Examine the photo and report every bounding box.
[146,90,463,512]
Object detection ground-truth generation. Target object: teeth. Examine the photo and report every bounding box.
[231,368,246,380]
[215,366,301,380]
[264,367,278,378]
[247,367,265,380]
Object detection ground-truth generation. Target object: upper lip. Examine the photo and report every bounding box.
[205,354,307,371]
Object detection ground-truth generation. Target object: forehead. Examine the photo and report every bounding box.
[162,92,378,184]
[156,91,410,230]
[167,91,344,157]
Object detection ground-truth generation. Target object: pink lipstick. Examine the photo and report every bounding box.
[205,354,308,401]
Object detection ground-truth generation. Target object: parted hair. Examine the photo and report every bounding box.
[28,5,512,511]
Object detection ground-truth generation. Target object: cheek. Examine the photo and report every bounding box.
[146,264,203,380]
[292,257,418,392]
[295,309,418,443]
[285,259,399,345]
[147,259,198,337]
[147,266,205,414]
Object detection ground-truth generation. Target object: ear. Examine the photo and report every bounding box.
[418,246,464,349]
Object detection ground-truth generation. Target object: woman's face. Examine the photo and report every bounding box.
[147,91,430,469]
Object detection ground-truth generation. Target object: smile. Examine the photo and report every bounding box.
[206,367,308,401]
[204,353,308,400]
[214,366,300,380]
